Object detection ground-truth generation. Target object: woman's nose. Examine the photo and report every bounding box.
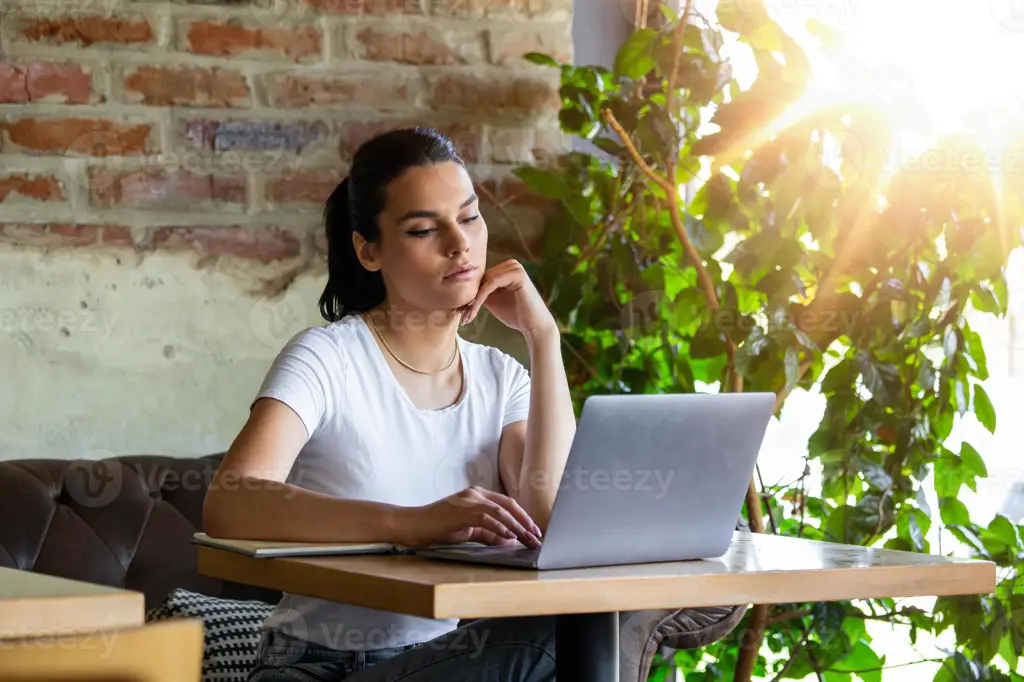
[446,225,470,255]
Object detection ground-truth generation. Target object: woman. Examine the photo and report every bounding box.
[203,126,577,681]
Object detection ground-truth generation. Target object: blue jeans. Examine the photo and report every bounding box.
[247,616,556,682]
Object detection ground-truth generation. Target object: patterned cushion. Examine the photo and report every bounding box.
[147,588,274,682]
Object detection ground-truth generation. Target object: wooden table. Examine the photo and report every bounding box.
[198,532,995,682]
[0,566,145,640]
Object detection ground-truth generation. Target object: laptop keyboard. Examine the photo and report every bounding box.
[443,546,540,561]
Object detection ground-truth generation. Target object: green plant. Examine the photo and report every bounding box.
[504,1,1024,679]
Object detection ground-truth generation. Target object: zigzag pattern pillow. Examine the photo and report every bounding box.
[147,588,274,682]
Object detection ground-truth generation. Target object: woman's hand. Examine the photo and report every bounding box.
[397,486,543,549]
[459,259,557,341]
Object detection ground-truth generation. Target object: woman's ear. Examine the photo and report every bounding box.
[352,231,380,272]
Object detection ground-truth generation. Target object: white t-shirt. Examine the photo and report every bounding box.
[254,312,531,651]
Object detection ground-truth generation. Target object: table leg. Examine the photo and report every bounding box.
[555,611,618,682]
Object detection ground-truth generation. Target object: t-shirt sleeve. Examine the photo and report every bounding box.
[252,326,339,440]
[503,356,531,428]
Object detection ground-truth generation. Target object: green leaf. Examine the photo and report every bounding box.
[514,167,569,199]
[960,442,988,478]
[982,514,1020,552]
[860,358,899,407]
[970,283,1001,313]
[999,631,1019,670]
[939,497,971,526]
[754,269,803,302]
[897,506,930,551]
[955,380,969,417]
[689,353,729,385]
[690,322,727,359]
[523,51,561,67]
[614,28,658,80]
[972,384,996,433]
[830,641,884,682]
[859,459,892,490]
[944,324,959,359]
[785,346,800,391]
[934,452,966,497]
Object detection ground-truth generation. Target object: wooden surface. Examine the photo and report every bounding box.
[198,531,997,619]
[0,619,203,682]
[0,566,145,639]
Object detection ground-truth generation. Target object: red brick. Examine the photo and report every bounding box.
[102,226,134,245]
[0,174,64,203]
[267,171,342,205]
[338,121,482,162]
[0,61,93,104]
[3,118,154,155]
[352,26,483,64]
[123,66,250,108]
[18,15,155,46]
[488,27,572,65]
[302,0,423,14]
[0,223,100,247]
[428,73,558,114]
[90,169,246,208]
[152,226,300,262]
[267,72,416,108]
[182,118,330,153]
[185,20,320,62]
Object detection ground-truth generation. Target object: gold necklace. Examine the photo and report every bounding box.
[367,313,459,375]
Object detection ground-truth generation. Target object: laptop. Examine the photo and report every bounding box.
[413,392,775,570]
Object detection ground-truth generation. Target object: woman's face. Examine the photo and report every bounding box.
[355,160,488,317]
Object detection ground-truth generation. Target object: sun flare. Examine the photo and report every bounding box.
[705,0,1024,188]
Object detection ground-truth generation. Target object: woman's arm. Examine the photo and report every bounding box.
[506,327,576,533]
[462,259,577,534]
[205,398,541,547]
[203,397,406,543]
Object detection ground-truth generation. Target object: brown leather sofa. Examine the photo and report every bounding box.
[0,452,747,681]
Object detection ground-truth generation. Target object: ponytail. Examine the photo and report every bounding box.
[317,126,467,323]
[318,175,385,322]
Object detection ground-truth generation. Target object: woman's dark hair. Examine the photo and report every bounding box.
[319,126,467,322]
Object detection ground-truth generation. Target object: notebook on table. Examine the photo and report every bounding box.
[191,532,487,559]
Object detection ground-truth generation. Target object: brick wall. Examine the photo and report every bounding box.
[0,0,573,263]
[0,0,574,460]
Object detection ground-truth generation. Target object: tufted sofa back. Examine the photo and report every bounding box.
[0,453,281,611]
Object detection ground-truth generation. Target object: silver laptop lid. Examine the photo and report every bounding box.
[535,392,775,570]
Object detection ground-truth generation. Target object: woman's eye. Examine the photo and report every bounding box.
[460,215,480,225]
[407,228,435,237]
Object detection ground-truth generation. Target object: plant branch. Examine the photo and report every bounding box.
[475,181,537,262]
[665,0,694,124]
[765,607,812,627]
[601,109,675,195]
[823,658,946,675]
